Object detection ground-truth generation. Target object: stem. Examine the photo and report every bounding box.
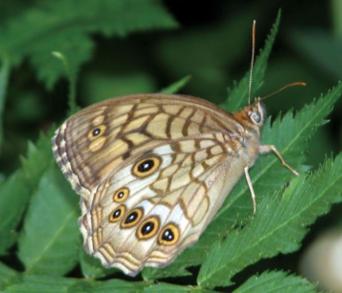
[52,51,78,115]
[331,0,342,38]
[67,71,77,115]
[0,54,10,152]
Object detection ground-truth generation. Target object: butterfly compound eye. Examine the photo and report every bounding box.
[249,101,266,125]
[249,111,261,124]
[136,216,160,240]
[132,155,161,178]
[158,223,180,246]
[108,205,126,223]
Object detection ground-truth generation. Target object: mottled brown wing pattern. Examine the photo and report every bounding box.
[80,132,241,275]
[52,94,244,203]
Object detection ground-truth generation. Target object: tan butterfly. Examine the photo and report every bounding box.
[51,22,301,276]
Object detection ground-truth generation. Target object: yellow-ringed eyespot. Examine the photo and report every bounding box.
[132,155,161,178]
[121,208,144,229]
[108,205,126,223]
[158,223,180,246]
[113,187,129,203]
[88,125,106,140]
[136,216,160,240]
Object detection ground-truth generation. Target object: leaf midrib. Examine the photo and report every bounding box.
[25,210,76,273]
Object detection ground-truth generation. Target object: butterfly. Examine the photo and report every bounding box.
[51,21,301,276]
[51,91,299,276]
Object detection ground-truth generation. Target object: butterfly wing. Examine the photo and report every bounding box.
[81,133,247,276]
[52,94,241,203]
[52,94,249,275]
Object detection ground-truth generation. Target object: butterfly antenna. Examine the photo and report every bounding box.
[260,81,306,101]
[248,20,256,105]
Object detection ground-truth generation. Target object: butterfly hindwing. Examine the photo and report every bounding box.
[80,134,234,276]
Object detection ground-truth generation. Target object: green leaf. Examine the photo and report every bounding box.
[0,172,28,253]
[0,0,178,88]
[2,273,149,293]
[3,275,80,293]
[144,283,212,293]
[20,133,54,190]
[197,153,342,288]
[143,76,342,282]
[233,271,317,293]
[3,275,207,293]
[18,163,80,276]
[88,279,145,293]
[221,10,281,111]
[2,274,199,293]
[0,133,52,254]
[142,250,194,280]
[79,250,118,279]
[161,75,192,94]
[86,279,205,293]
[0,262,18,291]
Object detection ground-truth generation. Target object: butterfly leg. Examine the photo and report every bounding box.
[259,144,299,176]
[244,166,257,214]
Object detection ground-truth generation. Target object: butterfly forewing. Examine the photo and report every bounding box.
[53,94,241,201]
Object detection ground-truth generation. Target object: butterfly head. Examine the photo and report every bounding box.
[235,98,266,133]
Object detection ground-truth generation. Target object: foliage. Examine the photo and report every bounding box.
[0,133,52,254]
[198,153,342,288]
[0,0,177,89]
[233,271,316,293]
[0,1,341,292]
